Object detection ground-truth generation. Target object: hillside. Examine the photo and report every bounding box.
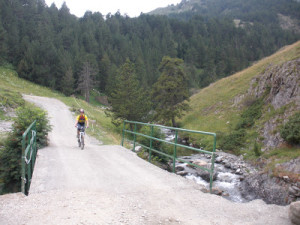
[150,0,300,34]
[181,41,300,159]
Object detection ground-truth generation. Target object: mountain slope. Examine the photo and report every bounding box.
[150,0,300,33]
[180,41,300,154]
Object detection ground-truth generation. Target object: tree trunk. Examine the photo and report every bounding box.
[85,90,90,102]
[172,117,177,127]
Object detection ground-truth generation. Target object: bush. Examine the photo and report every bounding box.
[236,98,263,129]
[136,126,165,151]
[218,129,246,155]
[280,112,300,145]
[253,141,262,156]
[0,104,51,194]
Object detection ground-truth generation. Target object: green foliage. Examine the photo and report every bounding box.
[152,56,190,127]
[236,97,264,129]
[61,67,75,96]
[106,59,151,126]
[0,105,51,194]
[0,89,25,108]
[136,126,165,151]
[218,129,246,155]
[14,106,51,148]
[253,141,262,156]
[280,112,300,145]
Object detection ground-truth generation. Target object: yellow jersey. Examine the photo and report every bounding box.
[76,114,88,124]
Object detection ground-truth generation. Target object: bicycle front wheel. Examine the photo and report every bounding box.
[81,136,84,150]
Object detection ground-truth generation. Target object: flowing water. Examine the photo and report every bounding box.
[162,128,248,202]
[177,157,247,202]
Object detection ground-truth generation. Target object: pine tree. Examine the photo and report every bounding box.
[106,58,151,126]
[61,67,75,96]
[152,56,190,127]
[77,61,97,102]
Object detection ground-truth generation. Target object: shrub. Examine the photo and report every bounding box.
[136,126,165,151]
[253,141,262,156]
[0,104,51,194]
[280,112,300,145]
[236,98,263,129]
[218,129,246,155]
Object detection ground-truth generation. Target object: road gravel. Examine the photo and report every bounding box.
[0,95,292,225]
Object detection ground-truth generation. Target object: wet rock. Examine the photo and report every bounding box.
[283,176,290,182]
[224,162,232,169]
[175,166,185,172]
[240,173,290,205]
[176,171,188,176]
[289,201,300,225]
[215,156,223,163]
[289,187,298,195]
[196,169,217,182]
[211,187,223,196]
[193,160,208,167]
[235,169,243,175]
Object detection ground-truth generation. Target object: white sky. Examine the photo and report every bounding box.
[45,0,182,18]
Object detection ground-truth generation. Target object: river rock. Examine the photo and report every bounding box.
[211,187,223,196]
[196,169,218,182]
[175,166,185,172]
[240,173,290,205]
[289,201,300,225]
[215,156,223,163]
[193,160,208,167]
[235,169,243,175]
[176,171,188,176]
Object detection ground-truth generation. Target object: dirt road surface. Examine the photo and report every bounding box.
[0,95,292,225]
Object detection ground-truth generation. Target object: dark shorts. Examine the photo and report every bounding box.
[77,123,85,131]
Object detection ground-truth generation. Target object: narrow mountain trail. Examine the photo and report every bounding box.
[0,95,292,225]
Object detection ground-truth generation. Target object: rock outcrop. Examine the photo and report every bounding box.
[248,58,300,148]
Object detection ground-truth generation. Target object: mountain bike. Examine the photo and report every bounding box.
[78,126,85,150]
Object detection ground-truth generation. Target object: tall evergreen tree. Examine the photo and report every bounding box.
[77,61,97,102]
[106,59,151,126]
[152,56,190,127]
[61,67,75,96]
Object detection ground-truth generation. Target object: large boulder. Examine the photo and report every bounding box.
[240,173,290,205]
[289,201,300,225]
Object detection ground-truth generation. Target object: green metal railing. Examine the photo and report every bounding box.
[21,120,37,195]
[121,120,217,193]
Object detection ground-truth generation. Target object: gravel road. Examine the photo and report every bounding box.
[0,95,292,225]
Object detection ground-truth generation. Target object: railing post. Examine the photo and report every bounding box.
[132,123,137,152]
[172,130,178,173]
[21,135,26,194]
[209,134,217,193]
[149,125,154,162]
[121,121,126,146]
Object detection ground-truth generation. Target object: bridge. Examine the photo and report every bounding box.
[0,96,290,225]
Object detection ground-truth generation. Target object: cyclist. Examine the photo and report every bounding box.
[75,108,89,139]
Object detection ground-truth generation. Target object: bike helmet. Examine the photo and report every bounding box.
[79,108,84,113]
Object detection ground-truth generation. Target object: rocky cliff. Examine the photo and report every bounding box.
[248,58,300,149]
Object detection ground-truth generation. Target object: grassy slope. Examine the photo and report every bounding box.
[0,68,120,145]
[180,41,300,161]
[182,41,300,132]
